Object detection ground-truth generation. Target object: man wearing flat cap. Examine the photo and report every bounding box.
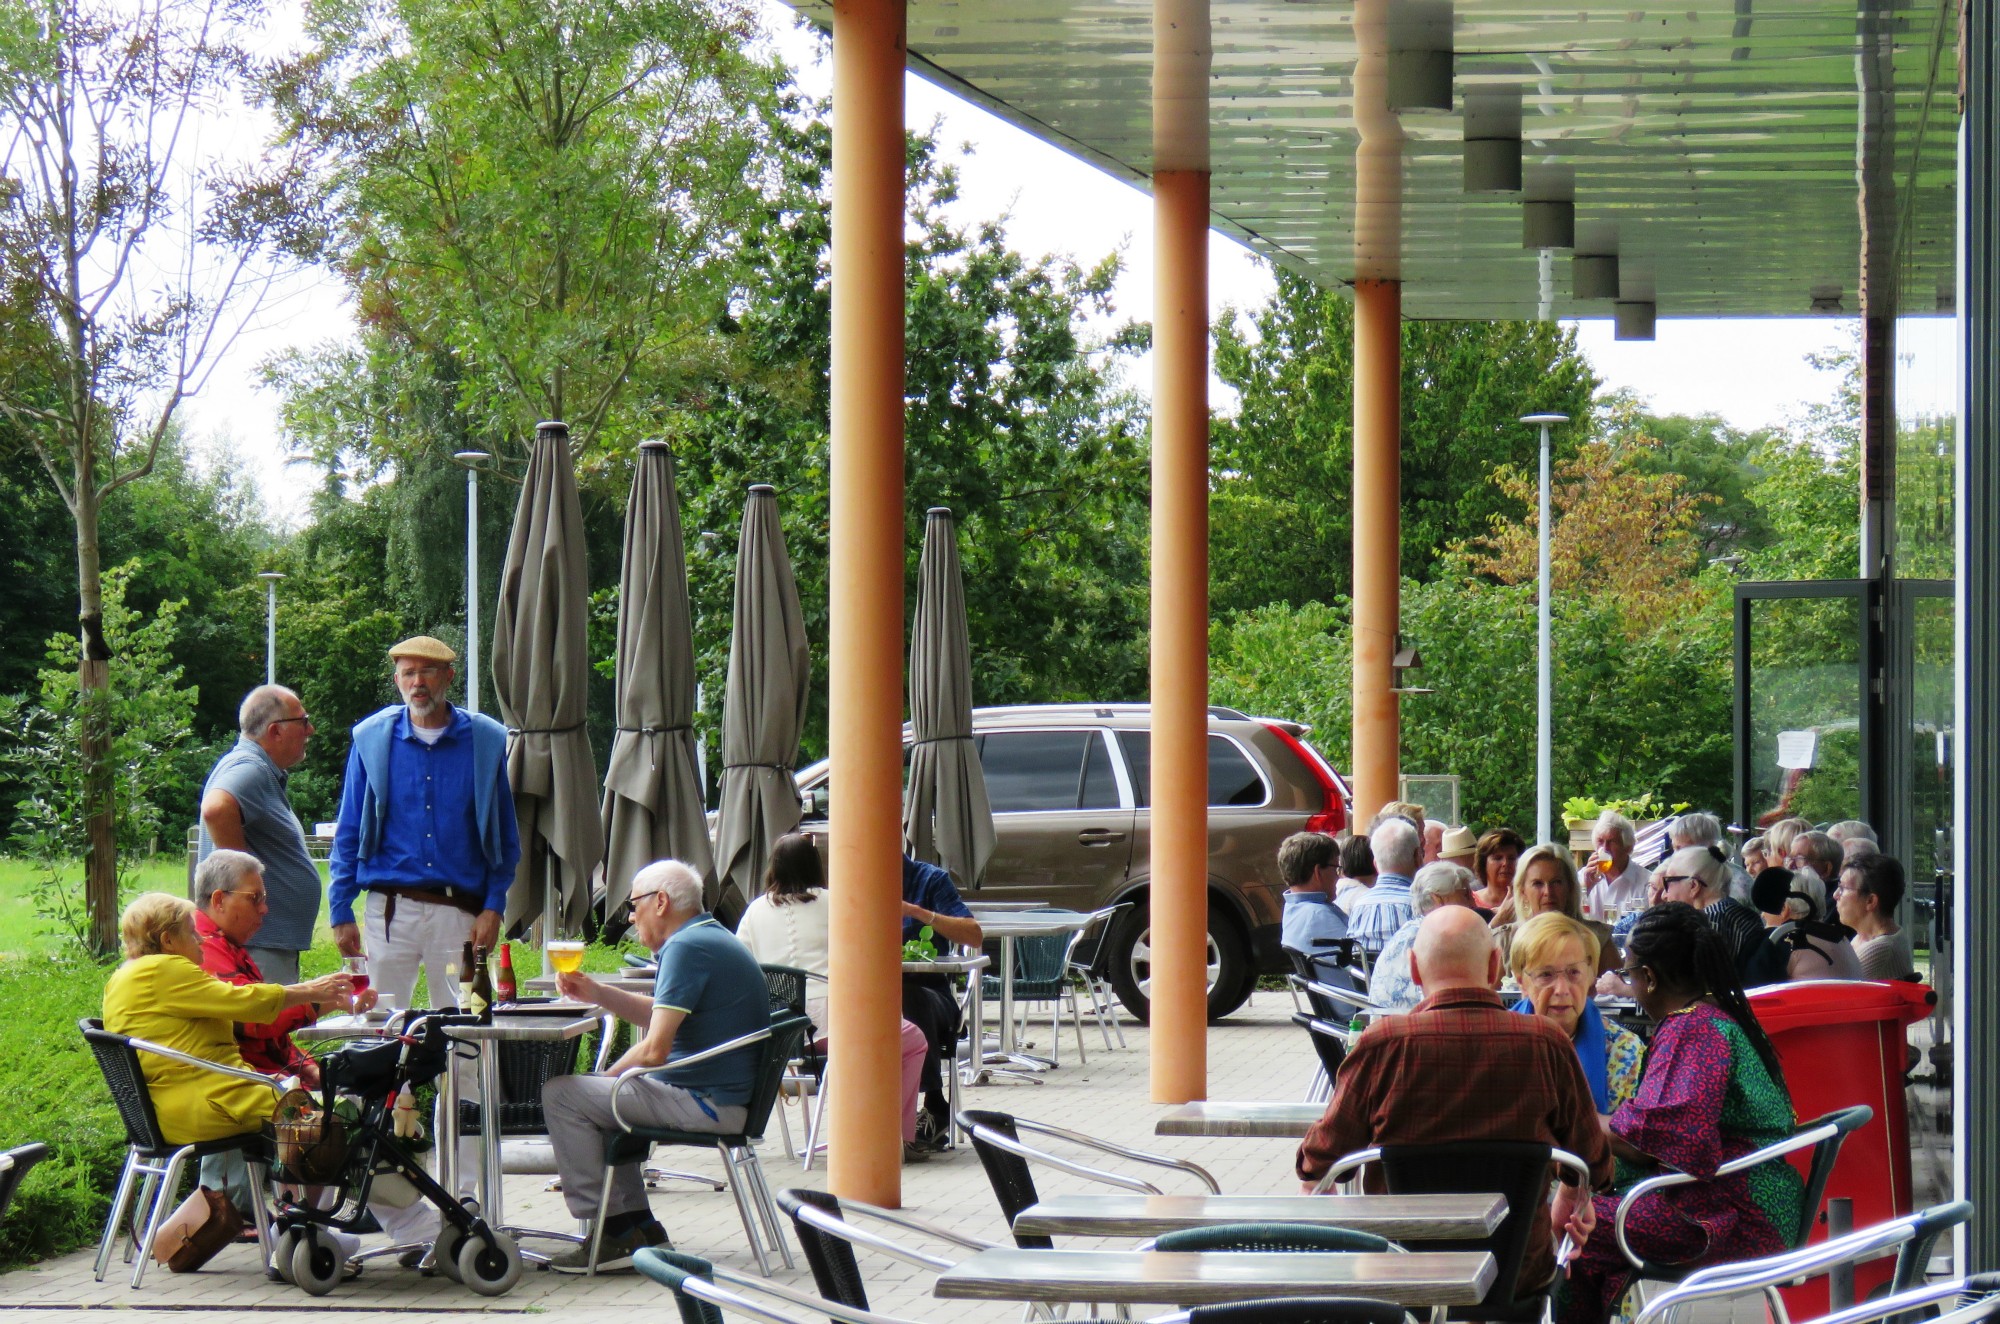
[330,636,521,1005]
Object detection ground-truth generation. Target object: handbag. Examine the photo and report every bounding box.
[149,1186,243,1272]
[267,1088,348,1185]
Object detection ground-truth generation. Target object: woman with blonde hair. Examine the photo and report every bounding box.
[1508,912,1645,1111]
[1490,843,1617,976]
[102,893,350,1144]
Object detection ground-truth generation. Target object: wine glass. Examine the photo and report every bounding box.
[342,956,370,1014]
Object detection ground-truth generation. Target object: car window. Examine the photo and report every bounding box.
[1079,733,1120,809]
[978,730,1101,812]
[1114,731,1269,808]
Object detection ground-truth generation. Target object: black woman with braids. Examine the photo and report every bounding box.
[1558,902,1801,1324]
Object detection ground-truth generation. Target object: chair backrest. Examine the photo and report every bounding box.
[1292,1015,1349,1083]
[0,1142,50,1226]
[776,1188,871,1309]
[631,1246,727,1324]
[1379,1139,1556,1316]
[1076,903,1133,978]
[1889,1200,1973,1306]
[79,1018,169,1153]
[761,965,809,1020]
[741,1015,812,1142]
[1794,1105,1875,1249]
[957,1109,1049,1248]
[1286,951,1364,1016]
[1185,1297,1411,1324]
[1010,934,1071,994]
[1155,1222,1394,1254]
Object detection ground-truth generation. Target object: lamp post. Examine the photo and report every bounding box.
[1521,413,1569,845]
[452,451,490,713]
[256,572,284,684]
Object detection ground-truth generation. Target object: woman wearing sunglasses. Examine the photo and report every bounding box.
[1556,902,1800,1324]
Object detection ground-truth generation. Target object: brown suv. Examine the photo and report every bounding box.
[794,703,1350,1021]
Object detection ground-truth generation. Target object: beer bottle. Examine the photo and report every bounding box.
[495,942,518,1004]
[468,945,495,1023]
[457,941,475,1013]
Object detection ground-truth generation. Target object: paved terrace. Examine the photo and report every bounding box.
[0,991,1951,1323]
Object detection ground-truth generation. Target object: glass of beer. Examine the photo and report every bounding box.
[548,941,586,974]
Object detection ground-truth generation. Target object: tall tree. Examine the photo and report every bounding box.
[276,0,784,463]
[1211,270,1598,613]
[0,0,316,952]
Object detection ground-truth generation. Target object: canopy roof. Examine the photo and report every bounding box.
[784,0,1959,321]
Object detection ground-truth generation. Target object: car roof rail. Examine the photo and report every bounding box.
[1206,705,1251,721]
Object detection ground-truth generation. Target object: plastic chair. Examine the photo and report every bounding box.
[1318,1140,1596,1322]
[1155,1299,1411,1324]
[1612,1105,1873,1291]
[776,1186,1000,1310]
[1634,1207,1990,1324]
[79,1017,280,1288]
[0,1143,49,1226]
[587,1014,810,1276]
[956,1108,1219,1248]
[1153,1222,1396,1254]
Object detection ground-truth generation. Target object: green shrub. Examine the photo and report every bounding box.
[0,954,129,1271]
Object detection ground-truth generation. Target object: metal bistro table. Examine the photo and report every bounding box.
[973,908,1094,1076]
[902,953,990,1110]
[1155,1101,1326,1139]
[1012,1192,1506,1242]
[933,1247,1497,1310]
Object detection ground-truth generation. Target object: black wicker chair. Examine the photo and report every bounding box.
[80,1017,280,1288]
[957,1108,1218,1248]
[776,1186,999,1310]
[1165,1299,1412,1324]
[0,1142,49,1226]
[1153,1222,1396,1255]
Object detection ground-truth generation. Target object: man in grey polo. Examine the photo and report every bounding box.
[198,685,321,983]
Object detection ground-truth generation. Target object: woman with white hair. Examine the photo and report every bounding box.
[1655,844,1775,983]
[1751,867,1864,980]
[1368,862,1477,1010]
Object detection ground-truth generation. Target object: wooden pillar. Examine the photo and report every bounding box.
[1148,0,1211,1104]
[825,0,906,1207]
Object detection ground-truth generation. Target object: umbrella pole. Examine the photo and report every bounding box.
[541,853,557,979]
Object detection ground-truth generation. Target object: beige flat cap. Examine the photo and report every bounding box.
[1439,825,1479,859]
[388,635,457,663]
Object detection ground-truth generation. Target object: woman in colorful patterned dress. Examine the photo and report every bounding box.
[1559,902,1801,1324]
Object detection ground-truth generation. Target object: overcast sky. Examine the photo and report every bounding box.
[180,0,1890,529]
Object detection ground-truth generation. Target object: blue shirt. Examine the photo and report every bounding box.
[328,707,521,926]
[197,738,321,951]
[652,915,772,1106]
[901,856,973,940]
[1281,889,1351,981]
[1347,873,1416,955]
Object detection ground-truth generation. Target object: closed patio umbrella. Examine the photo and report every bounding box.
[713,484,809,924]
[601,440,715,920]
[492,419,603,937]
[903,507,994,889]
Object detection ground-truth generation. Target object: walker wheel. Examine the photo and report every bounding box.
[457,1230,522,1296]
[289,1229,341,1296]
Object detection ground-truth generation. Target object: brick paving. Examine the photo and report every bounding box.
[0,989,1929,1323]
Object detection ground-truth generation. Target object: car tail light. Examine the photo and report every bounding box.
[1261,721,1349,835]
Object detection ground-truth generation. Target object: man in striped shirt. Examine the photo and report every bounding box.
[1347,816,1421,955]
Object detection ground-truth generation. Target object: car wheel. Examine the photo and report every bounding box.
[1105,900,1252,1024]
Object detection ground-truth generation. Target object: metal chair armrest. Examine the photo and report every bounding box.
[1312,1145,1383,1194]
[1636,1208,1931,1318]
[1793,1277,2000,1324]
[127,1037,288,1092]
[691,1264,934,1324]
[1713,1120,1838,1176]
[1010,1116,1222,1192]
[834,1195,1002,1253]
[1614,1169,1697,1267]
[1305,980,1384,1013]
[794,1201,957,1271]
[962,1120,1163,1196]
[607,1026,773,1132]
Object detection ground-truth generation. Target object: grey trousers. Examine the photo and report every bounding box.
[544,1073,746,1222]
[247,946,302,984]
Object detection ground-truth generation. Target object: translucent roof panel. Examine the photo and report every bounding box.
[780,0,1959,320]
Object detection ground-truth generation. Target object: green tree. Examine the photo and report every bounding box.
[275,0,784,463]
[1210,270,1598,613]
[1598,393,1777,560]
[0,0,317,952]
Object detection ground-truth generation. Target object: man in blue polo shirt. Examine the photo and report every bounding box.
[900,855,983,1151]
[330,635,520,1006]
[544,859,770,1272]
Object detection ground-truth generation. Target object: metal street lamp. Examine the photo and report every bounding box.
[256,572,284,684]
[452,451,491,713]
[1521,413,1569,845]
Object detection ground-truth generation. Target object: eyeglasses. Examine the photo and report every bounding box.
[625,889,665,918]
[1656,874,1699,889]
[1611,964,1646,985]
[268,714,313,728]
[1521,964,1592,989]
[224,889,269,907]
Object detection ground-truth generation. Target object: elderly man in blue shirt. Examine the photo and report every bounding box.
[1277,831,1349,978]
[1347,815,1422,956]
[330,636,520,999]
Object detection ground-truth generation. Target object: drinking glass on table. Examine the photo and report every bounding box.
[341,956,370,1013]
[548,940,586,975]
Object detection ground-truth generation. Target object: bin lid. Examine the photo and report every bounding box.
[1748,979,1935,1031]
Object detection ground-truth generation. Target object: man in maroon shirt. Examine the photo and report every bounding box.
[1297,906,1612,1295]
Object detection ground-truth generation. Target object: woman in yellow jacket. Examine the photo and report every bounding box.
[102,893,351,1144]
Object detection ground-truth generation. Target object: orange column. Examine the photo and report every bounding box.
[1150,167,1211,1104]
[826,0,907,1207]
[1349,0,1403,825]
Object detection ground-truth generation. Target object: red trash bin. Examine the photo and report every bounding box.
[1748,979,1936,1316]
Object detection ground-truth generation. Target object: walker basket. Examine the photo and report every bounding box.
[265,1089,349,1185]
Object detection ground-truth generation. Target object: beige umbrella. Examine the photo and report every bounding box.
[903,507,995,888]
[492,420,603,936]
[712,484,809,924]
[601,440,715,919]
